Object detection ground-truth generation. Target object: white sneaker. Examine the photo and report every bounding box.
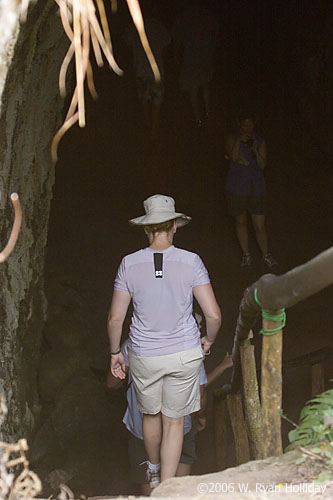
[241,252,252,267]
[146,467,160,489]
[263,253,278,268]
[141,461,161,489]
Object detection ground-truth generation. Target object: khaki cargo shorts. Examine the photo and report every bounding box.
[128,345,204,418]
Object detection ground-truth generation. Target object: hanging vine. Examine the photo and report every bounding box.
[48,0,160,162]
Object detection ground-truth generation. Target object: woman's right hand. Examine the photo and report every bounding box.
[238,154,249,166]
[110,352,127,379]
[201,336,214,353]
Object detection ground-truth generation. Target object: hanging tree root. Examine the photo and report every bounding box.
[0,194,22,263]
[0,439,42,500]
[19,0,160,161]
[50,0,159,162]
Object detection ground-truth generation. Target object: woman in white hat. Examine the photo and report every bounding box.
[107,194,222,489]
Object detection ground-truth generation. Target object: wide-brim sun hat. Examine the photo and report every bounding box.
[129,194,191,227]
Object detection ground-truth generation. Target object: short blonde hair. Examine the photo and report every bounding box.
[143,219,175,235]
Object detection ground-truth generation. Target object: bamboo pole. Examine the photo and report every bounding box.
[213,389,228,470]
[261,310,283,458]
[226,392,250,465]
[240,338,263,459]
[311,362,325,396]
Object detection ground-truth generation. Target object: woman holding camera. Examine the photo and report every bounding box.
[225,112,277,268]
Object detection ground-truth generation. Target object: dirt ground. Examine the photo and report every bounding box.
[40,3,333,497]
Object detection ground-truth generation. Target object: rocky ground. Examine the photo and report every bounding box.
[86,448,333,499]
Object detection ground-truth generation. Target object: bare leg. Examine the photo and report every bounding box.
[151,102,161,138]
[176,463,191,477]
[143,413,162,465]
[141,101,150,126]
[160,414,184,481]
[189,87,201,123]
[251,214,268,255]
[235,212,249,254]
[202,83,211,116]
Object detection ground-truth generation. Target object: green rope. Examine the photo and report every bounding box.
[254,287,286,336]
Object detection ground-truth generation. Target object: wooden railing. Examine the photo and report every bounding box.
[213,246,333,468]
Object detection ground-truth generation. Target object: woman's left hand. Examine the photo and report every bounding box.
[252,138,259,153]
[110,352,127,379]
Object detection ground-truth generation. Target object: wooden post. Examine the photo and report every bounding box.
[226,392,250,465]
[261,310,283,458]
[213,389,228,470]
[311,363,325,396]
[240,338,263,459]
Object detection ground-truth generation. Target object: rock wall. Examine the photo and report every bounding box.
[0,0,68,440]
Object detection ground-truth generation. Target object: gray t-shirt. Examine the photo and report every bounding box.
[114,245,210,357]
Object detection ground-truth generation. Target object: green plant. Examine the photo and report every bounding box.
[284,387,333,481]
[286,388,333,450]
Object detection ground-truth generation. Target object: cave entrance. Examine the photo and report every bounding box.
[7,0,331,497]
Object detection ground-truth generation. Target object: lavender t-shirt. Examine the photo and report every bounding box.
[114,245,210,356]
